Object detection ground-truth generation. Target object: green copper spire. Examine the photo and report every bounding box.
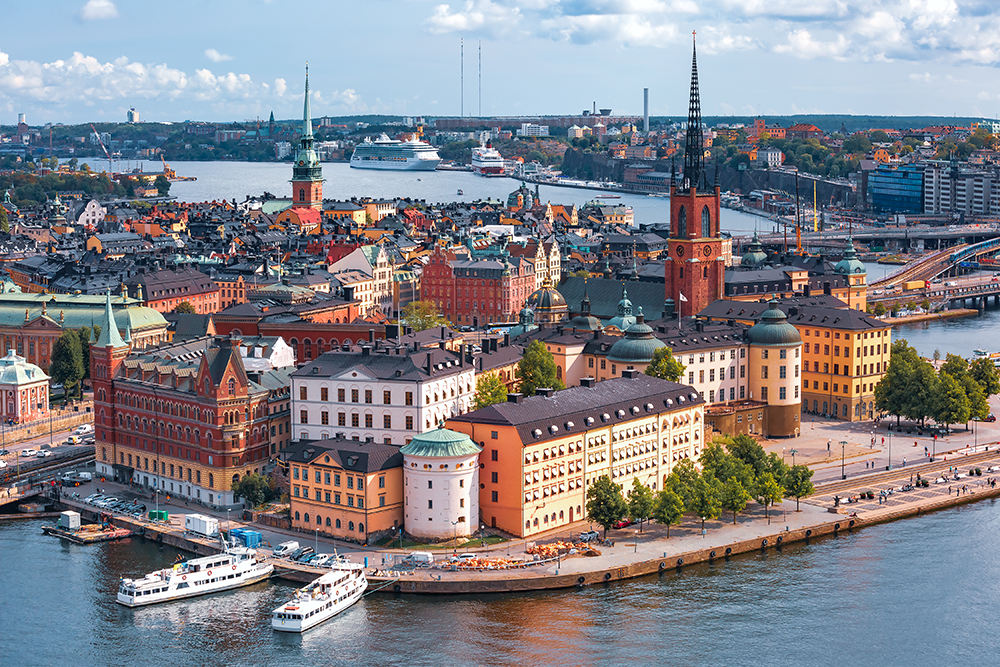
[302,62,313,139]
[291,62,322,187]
[95,289,126,348]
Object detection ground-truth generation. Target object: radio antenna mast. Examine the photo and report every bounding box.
[461,39,464,117]
[479,40,482,117]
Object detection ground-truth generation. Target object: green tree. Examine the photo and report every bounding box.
[940,353,968,380]
[174,301,196,314]
[585,475,628,539]
[933,372,970,428]
[651,488,684,537]
[473,372,508,410]
[400,299,448,332]
[875,340,920,425]
[154,174,171,197]
[688,474,723,532]
[904,360,939,426]
[726,433,769,478]
[961,375,989,423]
[232,473,271,508]
[50,330,85,400]
[76,327,93,382]
[664,458,701,508]
[869,130,891,143]
[626,478,656,532]
[784,464,815,511]
[969,357,1000,397]
[516,339,565,396]
[67,157,79,171]
[721,477,751,524]
[644,346,685,382]
[0,205,8,233]
[756,472,784,525]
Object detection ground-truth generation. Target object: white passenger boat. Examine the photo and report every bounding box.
[116,537,273,607]
[271,559,367,632]
[350,133,442,171]
[471,142,505,176]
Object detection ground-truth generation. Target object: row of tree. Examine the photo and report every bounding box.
[875,341,999,428]
[585,434,815,538]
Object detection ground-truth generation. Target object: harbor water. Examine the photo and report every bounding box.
[2,501,999,666]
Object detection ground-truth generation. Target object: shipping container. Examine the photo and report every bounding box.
[902,280,925,291]
[184,513,220,537]
[59,511,81,531]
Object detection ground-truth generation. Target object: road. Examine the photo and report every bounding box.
[0,425,93,483]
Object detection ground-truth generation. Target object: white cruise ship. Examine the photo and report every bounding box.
[350,133,441,171]
[271,559,367,632]
[471,142,505,176]
[116,538,273,607]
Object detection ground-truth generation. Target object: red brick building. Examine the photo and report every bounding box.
[664,36,725,319]
[93,292,286,507]
[126,268,221,315]
[786,123,824,140]
[422,247,535,327]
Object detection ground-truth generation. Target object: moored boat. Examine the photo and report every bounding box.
[116,536,273,607]
[271,558,367,632]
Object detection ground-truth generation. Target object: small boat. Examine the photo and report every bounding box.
[271,558,367,632]
[116,536,273,607]
[457,189,464,195]
[595,194,620,199]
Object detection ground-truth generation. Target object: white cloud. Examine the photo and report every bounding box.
[774,29,850,59]
[204,48,233,63]
[274,78,287,96]
[426,1,522,36]
[79,0,118,20]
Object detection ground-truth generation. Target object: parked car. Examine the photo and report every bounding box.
[20,449,38,457]
[36,449,53,458]
[0,449,10,456]
[65,436,83,445]
[0,460,7,469]
[273,541,299,558]
[986,413,997,423]
[579,530,600,542]
[73,425,94,435]
[288,546,314,562]
[613,519,632,529]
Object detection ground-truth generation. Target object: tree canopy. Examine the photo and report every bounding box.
[473,372,509,410]
[50,330,85,400]
[174,301,196,314]
[400,299,449,332]
[626,479,656,532]
[784,465,815,512]
[644,346,685,382]
[651,489,684,537]
[586,475,628,538]
[232,473,276,508]
[516,340,565,396]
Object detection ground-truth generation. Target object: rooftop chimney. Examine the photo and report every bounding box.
[621,369,640,379]
[536,388,555,397]
[368,329,375,343]
[580,377,596,388]
[507,393,524,404]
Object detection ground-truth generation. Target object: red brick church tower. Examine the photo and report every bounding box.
[290,64,323,209]
[665,32,724,318]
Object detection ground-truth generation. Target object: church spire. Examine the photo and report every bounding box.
[302,63,313,139]
[95,289,126,348]
[682,31,705,192]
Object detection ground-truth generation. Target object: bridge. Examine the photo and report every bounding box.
[871,237,1000,287]
[756,222,1000,252]
[868,274,1000,311]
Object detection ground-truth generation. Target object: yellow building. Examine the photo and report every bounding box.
[285,438,404,543]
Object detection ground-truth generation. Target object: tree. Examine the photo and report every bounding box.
[961,375,989,423]
[0,205,8,233]
[154,175,171,197]
[904,360,938,426]
[969,357,1000,397]
[688,474,723,532]
[516,340,565,396]
[664,459,701,508]
[473,372,508,410]
[174,301,196,314]
[232,473,271,508]
[644,346,685,382]
[400,299,448,332]
[933,349,941,361]
[940,353,968,380]
[50,330,85,400]
[784,465,815,511]
[756,472,784,525]
[934,372,970,428]
[627,479,656,532]
[875,340,920,425]
[721,477,751,524]
[585,475,628,538]
[76,327,93,382]
[652,489,684,537]
[726,433,769,477]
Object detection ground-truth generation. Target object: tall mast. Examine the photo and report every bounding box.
[681,31,705,192]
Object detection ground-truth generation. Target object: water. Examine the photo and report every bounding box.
[116,159,766,233]
[2,501,998,666]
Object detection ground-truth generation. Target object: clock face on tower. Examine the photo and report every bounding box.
[675,245,685,257]
[703,245,713,257]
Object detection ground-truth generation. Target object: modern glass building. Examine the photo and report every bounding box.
[869,164,924,214]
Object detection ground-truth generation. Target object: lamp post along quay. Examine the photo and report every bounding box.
[840,441,848,480]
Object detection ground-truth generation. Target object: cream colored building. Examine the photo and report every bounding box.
[400,427,482,539]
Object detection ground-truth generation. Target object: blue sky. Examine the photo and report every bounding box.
[2,0,999,125]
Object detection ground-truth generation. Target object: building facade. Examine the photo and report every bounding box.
[422,247,536,327]
[447,373,705,538]
[0,350,50,424]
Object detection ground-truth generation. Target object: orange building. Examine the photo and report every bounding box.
[447,373,705,537]
[284,438,404,543]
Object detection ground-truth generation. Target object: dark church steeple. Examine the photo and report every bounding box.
[681,31,706,193]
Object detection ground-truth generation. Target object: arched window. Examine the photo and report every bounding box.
[232,474,239,486]
[316,514,322,525]
[701,205,711,238]
[208,473,214,488]
[326,517,331,526]
[228,378,236,396]
[358,523,364,533]
[677,206,687,237]
[348,521,355,531]
[336,519,341,528]
[299,188,306,202]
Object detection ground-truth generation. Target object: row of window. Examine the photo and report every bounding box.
[293,486,376,508]
[299,410,415,431]
[294,512,365,533]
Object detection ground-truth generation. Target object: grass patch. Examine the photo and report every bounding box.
[372,534,508,550]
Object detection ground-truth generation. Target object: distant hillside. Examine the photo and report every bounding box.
[650,115,983,134]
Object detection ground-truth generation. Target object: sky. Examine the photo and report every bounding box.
[2,0,1000,126]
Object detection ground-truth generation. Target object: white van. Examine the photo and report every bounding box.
[273,541,299,557]
[404,552,434,567]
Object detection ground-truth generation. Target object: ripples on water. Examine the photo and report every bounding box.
[2,501,998,666]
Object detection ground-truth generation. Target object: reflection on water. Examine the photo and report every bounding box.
[6,501,998,666]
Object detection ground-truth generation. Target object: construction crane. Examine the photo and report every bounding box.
[90,125,114,174]
[159,153,176,180]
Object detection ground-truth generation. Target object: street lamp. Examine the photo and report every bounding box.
[634,530,639,553]
[840,441,848,480]
[451,520,459,555]
[790,449,798,467]
[888,430,892,470]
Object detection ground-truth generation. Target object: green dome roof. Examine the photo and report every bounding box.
[570,314,603,331]
[526,278,567,312]
[607,309,666,363]
[747,301,802,346]
[834,236,867,276]
[741,231,769,267]
[400,427,483,458]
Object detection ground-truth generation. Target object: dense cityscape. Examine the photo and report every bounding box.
[2,3,1000,665]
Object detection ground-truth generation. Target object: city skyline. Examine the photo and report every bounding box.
[1,0,1000,125]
